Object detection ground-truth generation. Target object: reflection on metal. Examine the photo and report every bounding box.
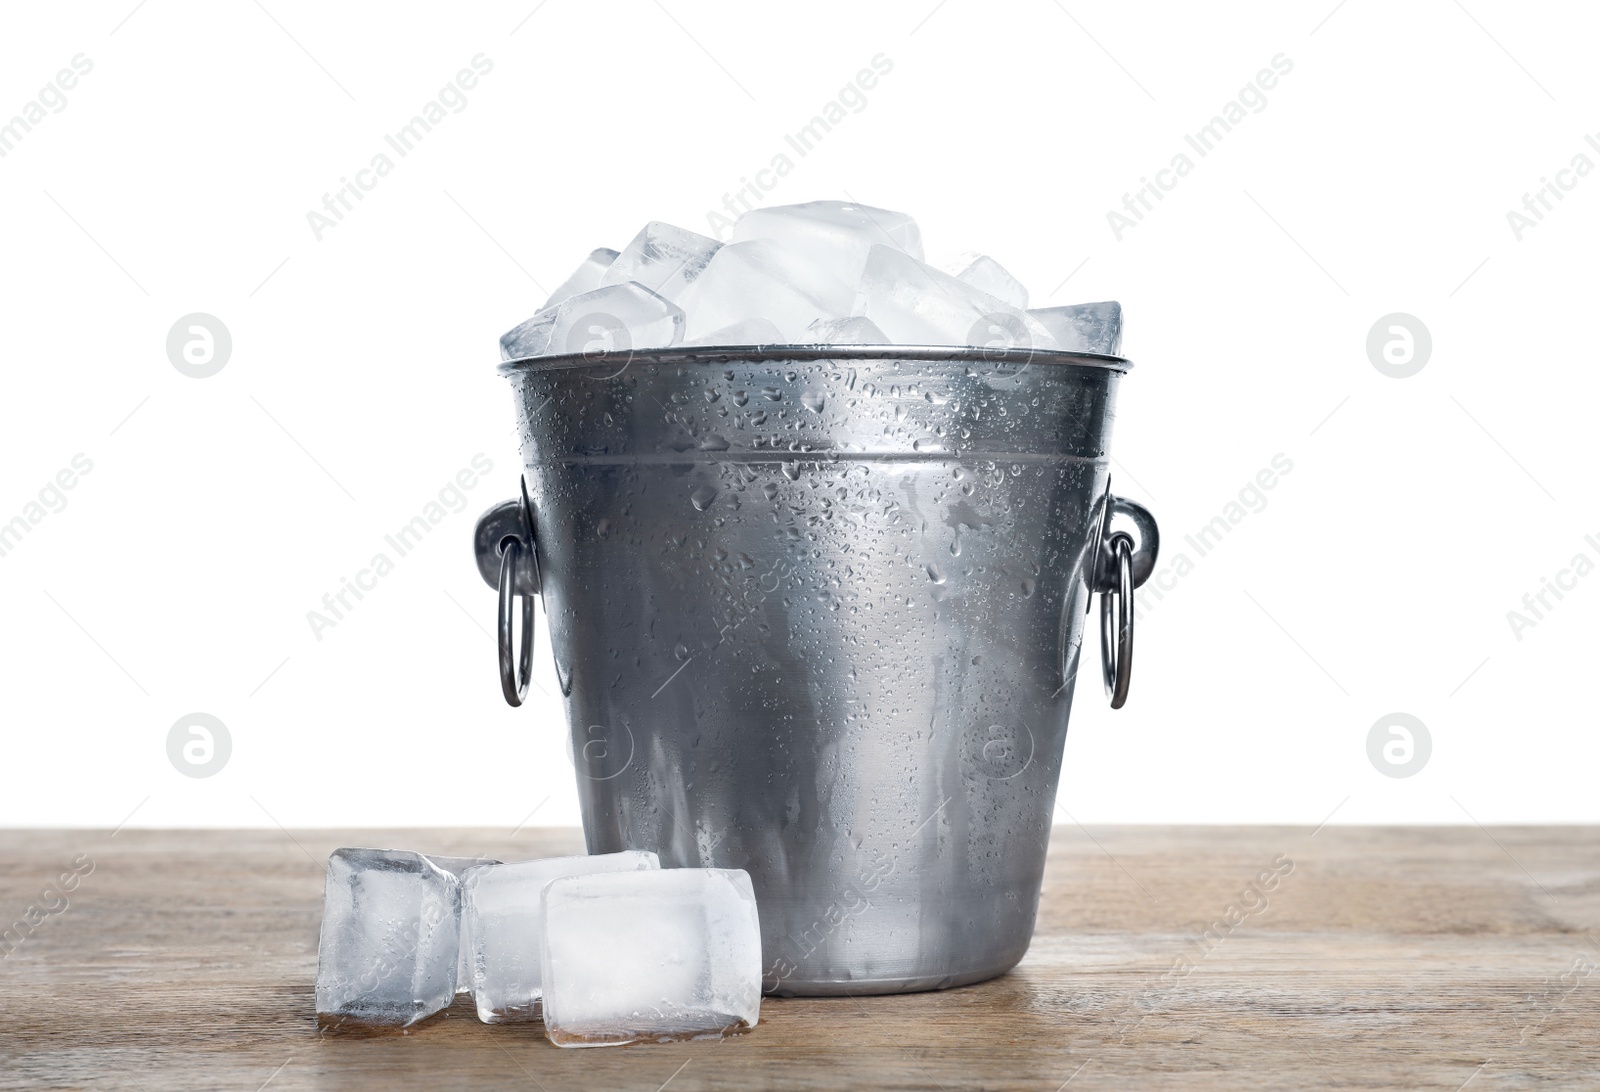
[472,344,1158,995]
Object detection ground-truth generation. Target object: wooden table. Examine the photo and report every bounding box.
[1,826,1596,1090]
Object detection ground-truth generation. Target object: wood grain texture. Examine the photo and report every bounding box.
[1,825,1596,1090]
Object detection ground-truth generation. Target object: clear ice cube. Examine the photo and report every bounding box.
[599,222,722,301]
[540,868,763,1048]
[1026,301,1124,355]
[805,315,889,344]
[542,248,619,310]
[676,240,854,342]
[731,199,923,286]
[463,850,659,1023]
[500,283,685,360]
[425,855,500,994]
[854,245,1058,351]
[315,848,461,1028]
[683,317,786,346]
[946,253,1029,309]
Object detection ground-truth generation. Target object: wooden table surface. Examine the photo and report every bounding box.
[1,825,1596,1090]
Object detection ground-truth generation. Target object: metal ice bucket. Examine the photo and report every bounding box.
[472,344,1157,996]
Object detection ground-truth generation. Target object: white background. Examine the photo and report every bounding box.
[1,1,1594,830]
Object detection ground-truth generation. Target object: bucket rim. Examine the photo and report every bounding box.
[496,343,1132,376]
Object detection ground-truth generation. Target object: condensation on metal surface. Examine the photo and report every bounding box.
[504,347,1128,996]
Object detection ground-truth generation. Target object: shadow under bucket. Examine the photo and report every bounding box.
[473,344,1158,996]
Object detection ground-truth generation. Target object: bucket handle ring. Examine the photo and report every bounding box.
[1091,493,1158,709]
[1099,533,1135,708]
[498,540,535,705]
[474,480,542,706]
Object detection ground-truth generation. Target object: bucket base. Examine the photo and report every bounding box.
[765,956,1024,998]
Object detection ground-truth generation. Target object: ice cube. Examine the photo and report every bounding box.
[425,855,500,994]
[500,283,684,360]
[676,240,854,342]
[946,253,1029,310]
[805,315,889,344]
[543,248,619,310]
[684,317,786,346]
[315,848,461,1028]
[731,199,922,286]
[854,245,1058,350]
[1027,301,1124,355]
[599,222,722,301]
[540,868,762,1048]
[463,850,659,1023]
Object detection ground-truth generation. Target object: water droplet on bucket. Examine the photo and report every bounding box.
[761,386,782,401]
[690,484,719,512]
[782,463,801,481]
[763,482,779,500]
[802,390,825,413]
[926,564,945,584]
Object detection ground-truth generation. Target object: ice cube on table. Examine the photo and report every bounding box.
[542,248,619,310]
[599,222,722,301]
[500,283,684,360]
[731,199,923,286]
[946,253,1029,310]
[805,315,889,344]
[425,855,500,994]
[315,848,461,1028]
[854,245,1058,351]
[1026,301,1123,355]
[684,317,785,346]
[464,850,659,1023]
[540,868,763,1048]
[676,240,854,342]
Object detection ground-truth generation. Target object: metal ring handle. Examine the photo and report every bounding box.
[1099,532,1134,708]
[498,539,535,707]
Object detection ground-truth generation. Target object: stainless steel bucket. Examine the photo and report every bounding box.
[472,344,1157,996]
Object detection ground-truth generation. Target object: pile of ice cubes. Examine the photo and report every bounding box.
[500,200,1122,360]
[315,847,762,1047]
